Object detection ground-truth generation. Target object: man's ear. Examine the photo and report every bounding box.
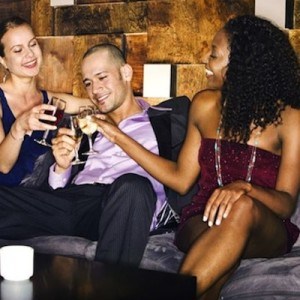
[121,64,133,81]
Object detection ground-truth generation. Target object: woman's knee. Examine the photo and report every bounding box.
[229,195,261,226]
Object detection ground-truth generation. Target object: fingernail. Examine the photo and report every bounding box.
[203,215,207,222]
[208,221,213,227]
[216,219,220,226]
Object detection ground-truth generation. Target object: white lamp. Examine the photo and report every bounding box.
[50,0,74,7]
[143,64,172,98]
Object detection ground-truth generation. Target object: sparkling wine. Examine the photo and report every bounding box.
[78,116,98,136]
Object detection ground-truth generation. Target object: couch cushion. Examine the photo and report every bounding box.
[291,193,300,247]
[220,246,300,300]
[139,231,184,273]
[0,236,94,259]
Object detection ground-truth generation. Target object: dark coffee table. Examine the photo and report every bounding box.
[0,253,196,300]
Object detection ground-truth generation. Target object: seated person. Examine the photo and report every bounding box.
[0,43,192,267]
[92,15,300,298]
[0,16,90,187]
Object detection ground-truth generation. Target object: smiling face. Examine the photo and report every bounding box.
[81,49,132,114]
[0,24,42,79]
[205,29,230,90]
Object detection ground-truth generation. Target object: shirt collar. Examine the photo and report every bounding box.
[136,97,172,112]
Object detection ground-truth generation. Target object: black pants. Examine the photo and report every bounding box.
[0,174,156,266]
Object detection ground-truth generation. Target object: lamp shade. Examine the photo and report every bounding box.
[143,64,172,98]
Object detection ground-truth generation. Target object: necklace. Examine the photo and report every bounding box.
[214,127,261,187]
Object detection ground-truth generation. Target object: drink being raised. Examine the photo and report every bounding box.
[78,115,98,136]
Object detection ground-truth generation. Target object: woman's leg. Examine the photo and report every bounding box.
[178,195,287,299]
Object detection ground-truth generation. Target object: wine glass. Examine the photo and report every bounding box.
[77,107,98,155]
[69,115,85,165]
[35,97,66,147]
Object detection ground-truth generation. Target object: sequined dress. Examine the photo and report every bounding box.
[180,138,300,251]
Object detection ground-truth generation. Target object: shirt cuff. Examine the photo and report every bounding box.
[48,163,71,189]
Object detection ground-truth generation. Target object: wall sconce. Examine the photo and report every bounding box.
[255,0,294,28]
[143,64,174,98]
[50,0,74,7]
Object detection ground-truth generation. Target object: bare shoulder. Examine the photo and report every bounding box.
[189,89,221,126]
[279,106,300,136]
[191,89,221,112]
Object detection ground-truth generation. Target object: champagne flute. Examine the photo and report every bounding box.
[69,115,85,165]
[77,107,98,155]
[35,97,66,147]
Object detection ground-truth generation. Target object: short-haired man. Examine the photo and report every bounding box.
[0,43,191,266]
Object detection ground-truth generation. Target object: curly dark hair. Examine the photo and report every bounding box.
[221,15,300,143]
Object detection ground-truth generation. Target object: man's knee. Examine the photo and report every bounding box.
[113,173,154,193]
[110,174,156,208]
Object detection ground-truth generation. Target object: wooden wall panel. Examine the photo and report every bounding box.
[289,29,300,58]
[295,0,300,28]
[31,0,53,36]
[37,36,75,93]
[147,0,255,64]
[175,64,207,100]
[125,33,148,96]
[77,0,126,3]
[0,0,31,24]
[54,2,147,36]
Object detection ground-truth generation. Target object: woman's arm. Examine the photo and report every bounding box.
[251,106,300,218]
[95,97,206,194]
[0,103,57,173]
[47,91,92,114]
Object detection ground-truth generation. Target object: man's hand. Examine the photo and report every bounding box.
[51,127,77,173]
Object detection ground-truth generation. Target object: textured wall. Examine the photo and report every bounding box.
[0,0,299,102]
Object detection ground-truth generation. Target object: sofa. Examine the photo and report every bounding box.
[0,195,299,299]
[0,99,299,299]
[0,184,299,299]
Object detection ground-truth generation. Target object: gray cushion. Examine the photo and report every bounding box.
[220,246,300,299]
[140,232,184,273]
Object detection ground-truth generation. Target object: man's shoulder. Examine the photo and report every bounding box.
[148,96,191,116]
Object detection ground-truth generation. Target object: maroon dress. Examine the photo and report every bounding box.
[179,138,300,252]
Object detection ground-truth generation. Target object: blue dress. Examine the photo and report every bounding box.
[0,89,51,186]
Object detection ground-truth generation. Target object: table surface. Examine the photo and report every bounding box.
[0,253,196,300]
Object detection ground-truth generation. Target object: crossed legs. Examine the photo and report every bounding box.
[176,195,287,299]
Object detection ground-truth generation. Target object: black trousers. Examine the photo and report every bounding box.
[0,174,156,266]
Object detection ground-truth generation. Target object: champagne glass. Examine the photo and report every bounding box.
[77,107,98,155]
[35,97,66,147]
[69,115,85,165]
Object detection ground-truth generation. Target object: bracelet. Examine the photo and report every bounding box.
[10,130,24,141]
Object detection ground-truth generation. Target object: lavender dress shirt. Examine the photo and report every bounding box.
[48,99,166,231]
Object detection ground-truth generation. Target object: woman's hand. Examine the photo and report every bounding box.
[51,127,76,172]
[203,180,252,227]
[92,114,121,143]
[13,103,57,138]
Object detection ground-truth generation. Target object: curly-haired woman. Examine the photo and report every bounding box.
[94,15,300,298]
